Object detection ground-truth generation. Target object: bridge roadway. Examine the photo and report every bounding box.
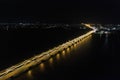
[0,29,96,80]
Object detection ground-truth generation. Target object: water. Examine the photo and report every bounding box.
[0,27,89,70]
[14,31,120,80]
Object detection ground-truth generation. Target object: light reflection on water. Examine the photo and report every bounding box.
[15,34,92,80]
[28,70,32,76]
[39,63,45,72]
[71,45,73,49]
[66,47,70,53]
[61,50,66,57]
[49,58,54,68]
[27,70,33,79]
[56,54,60,60]
[73,44,77,48]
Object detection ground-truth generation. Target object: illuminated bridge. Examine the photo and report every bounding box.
[0,25,96,80]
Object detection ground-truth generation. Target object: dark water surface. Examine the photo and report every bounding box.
[15,31,120,80]
[0,27,89,70]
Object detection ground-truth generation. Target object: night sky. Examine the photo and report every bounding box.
[0,0,120,23]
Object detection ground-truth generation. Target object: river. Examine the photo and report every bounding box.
[15,31,120,80]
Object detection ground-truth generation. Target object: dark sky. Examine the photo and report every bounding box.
[0,0,120,23]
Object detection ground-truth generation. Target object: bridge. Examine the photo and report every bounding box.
[0,25,96,80]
